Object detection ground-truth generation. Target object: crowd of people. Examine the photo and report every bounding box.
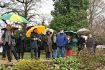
[0,24,97,63]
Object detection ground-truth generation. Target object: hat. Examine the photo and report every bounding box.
[58,28,64,31]
[6,24,12,30]
[46,30,52,34]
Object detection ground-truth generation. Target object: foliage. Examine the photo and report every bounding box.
[96,36,105,45]
[52,57,80,70]
[1,48,105,70]
[0,65,6,70]
[13,57,80,70]
[78,54,105,70]
[14,59,47,70]
[50,0,89,31]
[50,9,88,31]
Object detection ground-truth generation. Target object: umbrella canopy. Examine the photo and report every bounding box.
[65,31,78,38]
[26,26,33,30]
[42,28,54,34]
[0,13,29,24]
[26,26,45,37]
[77,28,90,35]
[65,31,76,35]
[1,26,18,31]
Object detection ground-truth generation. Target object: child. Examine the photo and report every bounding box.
[17,32,25,59]
[65,35,72,57]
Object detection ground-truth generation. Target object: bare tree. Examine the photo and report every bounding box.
[6,0,42,20]
[89,0,105,35]
[0,0,44,30]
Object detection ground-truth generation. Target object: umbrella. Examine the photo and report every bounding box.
[65,31,77,35]
[65,31,78,38]
[1,24,18,30]
[42,28,54,34]
[26,26,45,37]
[26,26,33,30]
[0,13,29,24]
[77,28,90,35]
[1,27,18,30]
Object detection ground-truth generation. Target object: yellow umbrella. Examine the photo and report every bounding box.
[26,26,45,37]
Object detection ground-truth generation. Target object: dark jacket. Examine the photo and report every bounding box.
[86,37,97,47]
[66,37,72,50]
[52,34,57,50]
[30,32,39,49]
[11,35,16,47]
[16,35,25,52]
[77,37,85,46]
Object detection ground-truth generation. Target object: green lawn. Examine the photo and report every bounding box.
[0,52,45,60]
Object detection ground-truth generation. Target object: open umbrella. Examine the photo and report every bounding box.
[65,31,75,35]
[65,31,78,38]
[26,26,33,30]
[26,26,45,37]
[0,13,29,24]
[42,28,54,34]
[77,28,90,35]
[1,26,18,30]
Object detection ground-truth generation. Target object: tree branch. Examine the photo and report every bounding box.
[16,0,24,3]
[27,14,35,20]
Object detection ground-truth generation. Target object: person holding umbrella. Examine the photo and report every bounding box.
[30,28,41,59]
[2,24,17,63]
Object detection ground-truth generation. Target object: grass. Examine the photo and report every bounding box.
[0,52,45,60]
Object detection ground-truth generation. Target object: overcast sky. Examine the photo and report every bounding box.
[0,0,54,14]
[40,0,54,14]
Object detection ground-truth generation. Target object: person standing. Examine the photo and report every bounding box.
[56,28,67,58]
[65,35,72,57]
[17,32,25,59]
[77,35,86,56]
[37,34,42,59]
[52,32,57,59]
[45,31,52,59]
[86,34,97,55]
[11,31,18,61]
[1,44,6,60]
[2,42,6,60]
[30,28,40,59]
[2,24,13,63]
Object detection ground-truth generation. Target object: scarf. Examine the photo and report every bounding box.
[4,30,12,45]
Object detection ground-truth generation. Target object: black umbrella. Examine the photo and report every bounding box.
[1,27,18,30]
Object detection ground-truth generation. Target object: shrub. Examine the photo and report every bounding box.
[13,57,80,70]
[52,57,80,70]
[14,59,47,70]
